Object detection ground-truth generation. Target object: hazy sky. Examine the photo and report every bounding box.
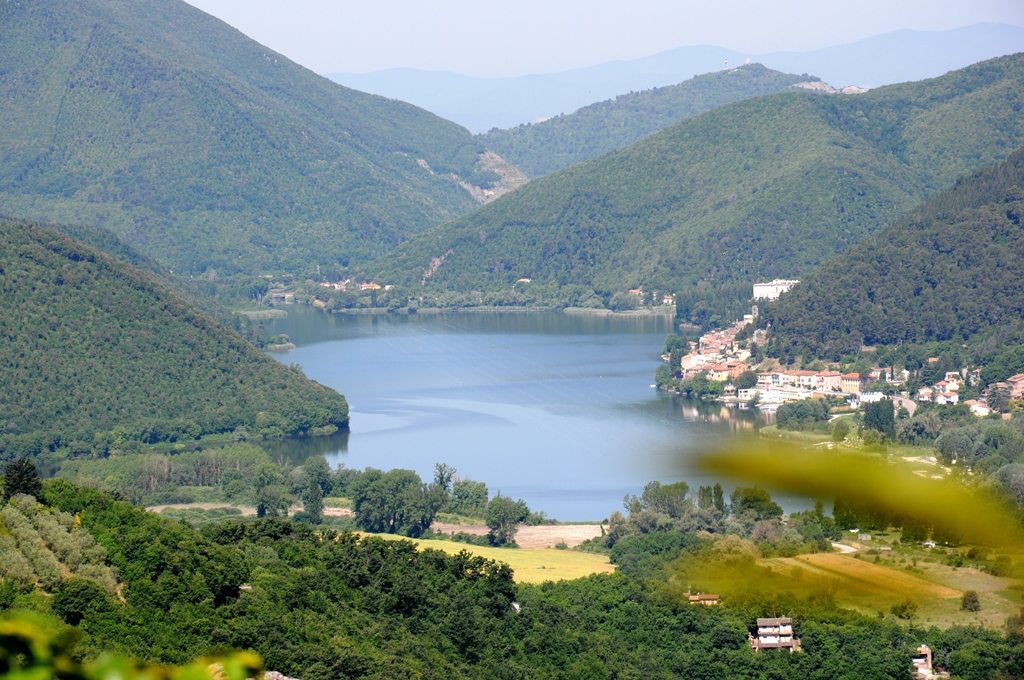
[185,0,1024,77]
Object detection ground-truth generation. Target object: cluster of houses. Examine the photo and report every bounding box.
[671,281,1019,418]
[998,373,1024,401]
[916,370,970,407]
[678,313,761,380]
[917,370,1024,417]
[625,287,676,306]
[676,316,906,408]
[318,279,388,292]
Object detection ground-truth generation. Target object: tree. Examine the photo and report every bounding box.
[253,465,289,518]
[638,481,690,519]
[301,476,324,524]
[712,483,726,513]
[936,427,977,464]
[735,371,758,390]
[350,468,443,537]
[303,456,333,497]
[485,496,530,545]
[449,479,488,516]
[433,463,456,494]
[730,486,782,520]
[961,590,981,612]
[2,458,43,503]
[890,599,917,619]
[52,578,113,625]
[863,399,896,440]
[830,418,850,442]
[988,383,1012,413]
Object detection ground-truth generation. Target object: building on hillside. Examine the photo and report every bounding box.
[1008,374,1024,399]
[686,592,721,606]
[753,279,800,300]
[964,399,991,417]
[705,364,731,382]
[911,643,949,679]
[841,373,865,395]
[749,617,801,653]
[268,290,295,304]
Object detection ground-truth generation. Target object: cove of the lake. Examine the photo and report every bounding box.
[263,306,772,521]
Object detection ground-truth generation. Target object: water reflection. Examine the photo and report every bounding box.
[260,427,349,467]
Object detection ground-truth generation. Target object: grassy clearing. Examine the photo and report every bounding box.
[762,551,1020,627]
[362,533,615,583]
[759,424,831,443]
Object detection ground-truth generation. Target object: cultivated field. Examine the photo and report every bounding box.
[364,533,615,583]
[762,552,1021,627]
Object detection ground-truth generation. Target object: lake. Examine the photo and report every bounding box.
[263,306,765,521]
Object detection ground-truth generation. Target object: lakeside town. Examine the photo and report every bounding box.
[659,279,1024,419]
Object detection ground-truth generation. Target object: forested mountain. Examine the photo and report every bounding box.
[0,0,497,277]
[369,54,1024,316]
[481,64,814,177]
[0,219,349,459]
[764,146,1024,361]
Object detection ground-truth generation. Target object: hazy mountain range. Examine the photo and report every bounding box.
[328,23,1024,132]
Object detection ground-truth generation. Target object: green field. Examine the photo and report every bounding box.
[363,533,615,583]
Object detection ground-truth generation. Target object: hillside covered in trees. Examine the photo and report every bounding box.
[370,54,1024,317]
[0,220,349,460]
[765,146,1024,361]
[0,0,498,277]
[481,64,815,177]
[2,478,1020,679]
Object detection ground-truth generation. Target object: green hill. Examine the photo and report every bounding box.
[480,64,815,177]
[370,54,1024,318]
[764,146,1024,361]
[0,0,496,277]
[0,219,348,459]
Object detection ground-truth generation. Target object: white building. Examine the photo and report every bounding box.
[753,279,800,300]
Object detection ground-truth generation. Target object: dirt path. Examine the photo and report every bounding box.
[146,502,352,518]
[432,523,603,548]
[831,541,858,554]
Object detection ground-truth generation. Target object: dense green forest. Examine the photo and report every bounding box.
[481,64,815,177]
[370,54,1024,319]
[765,146,1024,361]
[0,220,348,461]
[3,478,1021,679]
[0,0,496,277]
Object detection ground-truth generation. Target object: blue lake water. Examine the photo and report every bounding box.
[263,307,766,520]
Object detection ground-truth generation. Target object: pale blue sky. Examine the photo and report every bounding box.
[186,0,1024,77]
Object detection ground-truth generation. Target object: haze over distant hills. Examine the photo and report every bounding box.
[0,0,499,277]
[368,54,1024,318]
[328,23,1024,132]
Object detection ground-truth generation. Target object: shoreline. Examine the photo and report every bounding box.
[297,302,676,318]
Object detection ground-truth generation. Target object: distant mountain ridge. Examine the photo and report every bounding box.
[0,0,500,277]
[765,146,1024,361]
[329,23,1024,132]
[368,54,1024,319]
[480,64,815,177]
